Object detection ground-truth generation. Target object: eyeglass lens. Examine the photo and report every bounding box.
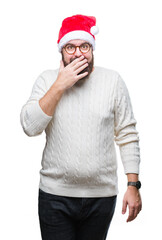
[65,43,90,54]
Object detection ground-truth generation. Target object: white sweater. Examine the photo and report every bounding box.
[20,66,140,198]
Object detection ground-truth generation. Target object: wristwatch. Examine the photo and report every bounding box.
[127,181,141,189]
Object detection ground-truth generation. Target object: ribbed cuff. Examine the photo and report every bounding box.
[22,101,53,136]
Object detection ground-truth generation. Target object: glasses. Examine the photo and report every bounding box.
[63,42,92,55]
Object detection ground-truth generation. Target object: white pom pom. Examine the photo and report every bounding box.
[90,26,99,35]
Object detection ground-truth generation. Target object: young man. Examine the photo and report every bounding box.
[20,14,142,240]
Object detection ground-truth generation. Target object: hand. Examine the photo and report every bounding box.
[55,55,89,91]
[122,187,142,222]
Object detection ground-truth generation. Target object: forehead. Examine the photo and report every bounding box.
[67,39,89,45]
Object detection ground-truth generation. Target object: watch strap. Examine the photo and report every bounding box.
[127,181,141,189]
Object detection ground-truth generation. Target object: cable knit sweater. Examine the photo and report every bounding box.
[20,66,140,198]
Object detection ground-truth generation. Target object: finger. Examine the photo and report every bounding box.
[75,62,89,75]
[70,55,85,67]
[122,200,127,214]
[140,200,142,211]
[127,207,135,222]
[75,71,88,80]
[73,58,88,71]
[133,207,139,219]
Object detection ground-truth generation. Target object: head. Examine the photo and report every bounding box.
[57,14,99,81]
[61,39,94,80]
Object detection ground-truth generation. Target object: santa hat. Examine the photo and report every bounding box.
[57,14,99,52]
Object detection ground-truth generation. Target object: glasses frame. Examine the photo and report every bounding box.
[63,42,92,55]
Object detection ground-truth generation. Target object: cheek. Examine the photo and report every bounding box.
[62,50,71,63]
[64,55,71,63]
[84,52,92,62]
[89,55,92,62]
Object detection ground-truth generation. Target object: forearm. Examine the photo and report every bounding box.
[39,81,65,116]
[127,173,139,182]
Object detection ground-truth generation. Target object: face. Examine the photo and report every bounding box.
[61,39,94,81]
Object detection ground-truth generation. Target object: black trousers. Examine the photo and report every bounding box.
[38,188,117,240]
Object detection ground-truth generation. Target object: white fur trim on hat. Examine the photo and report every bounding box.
[57,30,95,52]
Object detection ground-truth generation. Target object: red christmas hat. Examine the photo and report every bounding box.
[57,14,99,52]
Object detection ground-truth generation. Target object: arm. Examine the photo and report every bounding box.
[20,56,88,136]
[39,55,88,116]
[39,82,65,117]
[20,74,54,137]
[114,74,142,222]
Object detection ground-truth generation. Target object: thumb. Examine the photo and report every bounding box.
[122,199,127,214]
[59,60,64,71]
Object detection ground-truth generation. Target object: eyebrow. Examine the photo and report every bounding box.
[66,42,89,46]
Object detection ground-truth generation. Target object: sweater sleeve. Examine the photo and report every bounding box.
[20,73,53,137]
[114,73,141,174]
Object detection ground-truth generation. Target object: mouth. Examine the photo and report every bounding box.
[70,56,87,62]
[70,57,89,75]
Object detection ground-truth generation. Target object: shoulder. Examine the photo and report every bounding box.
[93,66,129,96]
[93,66,122,87]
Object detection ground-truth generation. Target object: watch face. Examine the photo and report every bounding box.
[136,181,141,189]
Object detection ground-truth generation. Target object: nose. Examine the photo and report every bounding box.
[74,46,83,57]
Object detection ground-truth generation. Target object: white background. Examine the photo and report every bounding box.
[0,0,161,239]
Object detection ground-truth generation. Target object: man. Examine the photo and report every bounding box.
[20,14,142,240]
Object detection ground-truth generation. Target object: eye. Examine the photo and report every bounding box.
[81,43,89,49]
[66,45,75,50]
